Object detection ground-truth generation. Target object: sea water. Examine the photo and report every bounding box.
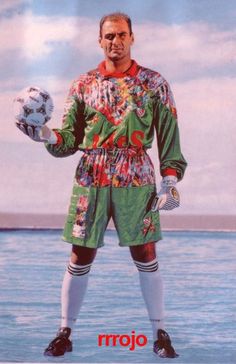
[0,229,235,363]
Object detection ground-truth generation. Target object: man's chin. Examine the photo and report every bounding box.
[109,56,121,61]
[108,53,124,62]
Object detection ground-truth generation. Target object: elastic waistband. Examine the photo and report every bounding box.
[83,147,147,157]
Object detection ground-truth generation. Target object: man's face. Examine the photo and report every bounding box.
[99,19,134,62]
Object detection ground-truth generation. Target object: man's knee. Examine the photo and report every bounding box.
[71,245,97,265]
[129,242,156,263]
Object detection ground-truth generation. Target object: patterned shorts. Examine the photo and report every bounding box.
[62,148,162,248]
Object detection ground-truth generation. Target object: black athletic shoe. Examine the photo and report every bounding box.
[44,327,73,357]
[153,329,179,358]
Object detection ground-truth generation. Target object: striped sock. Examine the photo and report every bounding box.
[134,259,159,272]
[61,261,92,330]
[67,261,91,276]
[134,258,165,340]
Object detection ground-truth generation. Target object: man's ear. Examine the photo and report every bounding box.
[131,33,134,45]
[98,36,102,48]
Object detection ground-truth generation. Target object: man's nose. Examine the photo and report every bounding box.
[112,35,121,46]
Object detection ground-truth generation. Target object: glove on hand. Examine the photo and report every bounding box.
[152,175,180,211]
[16,122,57,144]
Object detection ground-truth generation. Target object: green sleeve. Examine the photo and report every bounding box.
[154,84,187,180]
[45,81,86,158]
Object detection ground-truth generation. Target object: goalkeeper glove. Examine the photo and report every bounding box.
[151,175,180,211]
[16,122,57,144]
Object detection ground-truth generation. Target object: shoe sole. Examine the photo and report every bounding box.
[153,350,179,359]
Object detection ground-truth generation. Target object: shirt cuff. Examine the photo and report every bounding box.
[161,168,177,177]
[48,130,63,145]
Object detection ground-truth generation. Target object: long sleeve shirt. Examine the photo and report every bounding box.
[45,60,187,180]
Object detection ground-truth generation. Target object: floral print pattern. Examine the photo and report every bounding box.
[72,194,89,238]
[72,64,177,127]
[75,148,156,187]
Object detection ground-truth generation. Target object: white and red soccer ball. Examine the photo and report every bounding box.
[13,86,54,126]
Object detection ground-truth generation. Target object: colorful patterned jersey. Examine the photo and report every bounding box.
[46,60,187,180]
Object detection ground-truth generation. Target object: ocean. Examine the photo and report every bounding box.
[0,229,235,363]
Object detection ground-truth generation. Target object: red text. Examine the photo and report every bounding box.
[98,330,148,351]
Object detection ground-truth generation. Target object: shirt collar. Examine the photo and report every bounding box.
[98,60,139,78]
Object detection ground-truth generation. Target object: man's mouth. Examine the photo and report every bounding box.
[110,48,123,52]
[110,50,123,56]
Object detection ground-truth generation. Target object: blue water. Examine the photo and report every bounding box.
[0,229,235,363]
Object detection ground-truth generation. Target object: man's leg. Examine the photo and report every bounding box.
[44,245,97,357]
[61,245,97,330]
[129,242,165,337]
[129,242,178,358]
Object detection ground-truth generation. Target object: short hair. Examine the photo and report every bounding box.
[99,12,133,38]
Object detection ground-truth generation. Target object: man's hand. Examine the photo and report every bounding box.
[16,122,57,144]
[152,175,180,211]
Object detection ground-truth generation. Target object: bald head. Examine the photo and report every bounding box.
[99,12,133,38]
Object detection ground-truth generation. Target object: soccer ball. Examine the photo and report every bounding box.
[13,86,54,126]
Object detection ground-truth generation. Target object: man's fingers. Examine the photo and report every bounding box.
[15,122,28,136]
[15,121,52,143]
[16,122,42,141]
[157,188,180,211]
[27,126,33,139]
[157,194,167,209]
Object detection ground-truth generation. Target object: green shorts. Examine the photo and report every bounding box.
[62,183,162,248]
[62,148,162,248]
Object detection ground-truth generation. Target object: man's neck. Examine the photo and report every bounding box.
[104,58,132,74]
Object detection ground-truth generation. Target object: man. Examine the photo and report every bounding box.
[16,12,187,358]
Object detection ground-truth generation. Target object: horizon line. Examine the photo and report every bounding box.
[0,212,235,232]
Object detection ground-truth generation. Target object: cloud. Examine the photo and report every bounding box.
[1,11,236,80]
[173,76,236,147]
[181,160,236,214]
[133,21,236,79]
[1,12,236,214]
[172,76,236,188]
[0,0,28,13]
[0,11,98,60]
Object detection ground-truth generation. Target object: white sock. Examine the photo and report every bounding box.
[61,261,91,331]
[134,258,165,340]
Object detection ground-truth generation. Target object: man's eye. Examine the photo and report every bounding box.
[105,35,114,40]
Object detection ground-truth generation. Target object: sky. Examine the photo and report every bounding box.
[0,0,236,216]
